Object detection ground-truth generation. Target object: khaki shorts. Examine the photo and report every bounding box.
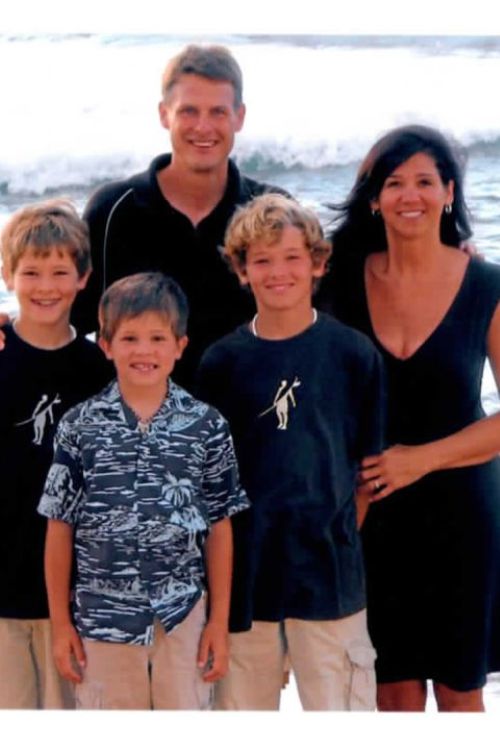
[0,617,74,709]
[75,598,212,710]
[215,609,376,711]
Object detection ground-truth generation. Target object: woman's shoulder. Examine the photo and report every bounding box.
[468,255,500,296]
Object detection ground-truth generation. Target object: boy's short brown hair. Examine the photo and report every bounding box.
[98,272,189,343]
[161,44,243,108]
[223,193,332,274]
[0,198,91,278]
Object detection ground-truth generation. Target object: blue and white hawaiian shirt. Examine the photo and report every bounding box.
[38,379,249,645]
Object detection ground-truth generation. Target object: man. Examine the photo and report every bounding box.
[71,44,286,389]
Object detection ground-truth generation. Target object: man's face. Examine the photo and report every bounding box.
[159,74,245,175]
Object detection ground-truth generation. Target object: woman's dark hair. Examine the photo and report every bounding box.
[329,124,472,261]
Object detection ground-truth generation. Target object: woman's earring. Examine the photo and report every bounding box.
[371,208,380,217]
[444,204,452,214]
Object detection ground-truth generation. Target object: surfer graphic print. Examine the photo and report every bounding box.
[15,393,62,445]
[0,323,111,621]
[197,313,386,632]
[258,377,301,430]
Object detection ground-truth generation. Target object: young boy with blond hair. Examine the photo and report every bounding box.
[0,199,112,708]
[38,271,249,710]
[197,194,385,711]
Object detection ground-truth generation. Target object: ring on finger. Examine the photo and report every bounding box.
[374,480,381,492]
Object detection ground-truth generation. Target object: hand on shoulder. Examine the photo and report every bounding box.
[0,312,11,350]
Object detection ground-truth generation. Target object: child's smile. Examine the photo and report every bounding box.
[100,311,188,396]
[239,225,324,315]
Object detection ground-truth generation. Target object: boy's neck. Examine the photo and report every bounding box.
[250,305,318,341]
[13,316,76,350]
[118,381,169,423]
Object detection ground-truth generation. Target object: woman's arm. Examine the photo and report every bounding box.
[361,302,500,499]
[45,519,86,683]
[197,517,233,682]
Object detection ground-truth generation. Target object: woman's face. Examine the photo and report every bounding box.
[371,151,454,242]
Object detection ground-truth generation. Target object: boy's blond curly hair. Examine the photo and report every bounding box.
[223,193,331,274]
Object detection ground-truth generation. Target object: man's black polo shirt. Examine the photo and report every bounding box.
[72,154,285,389]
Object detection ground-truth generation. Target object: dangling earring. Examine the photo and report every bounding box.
[371,208,380,217]
[444,204,452,214]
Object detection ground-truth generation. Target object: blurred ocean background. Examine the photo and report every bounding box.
[0,32,499,413]
[0,30,499,711]
[1,34,500,235]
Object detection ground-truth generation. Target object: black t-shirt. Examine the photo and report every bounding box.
[197,314,386,631]
[0,325,113,618]
[72,154,287,391]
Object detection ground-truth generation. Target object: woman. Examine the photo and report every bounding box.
[319,125,500,711]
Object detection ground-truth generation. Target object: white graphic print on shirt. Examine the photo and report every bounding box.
[258,377,301,430]
[15,394,62,445]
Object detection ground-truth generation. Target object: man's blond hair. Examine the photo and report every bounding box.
[1,198,91,278]
[223,193,331,274]
[161,44,243,108]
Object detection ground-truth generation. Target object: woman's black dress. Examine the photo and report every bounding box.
[322,255,500,690]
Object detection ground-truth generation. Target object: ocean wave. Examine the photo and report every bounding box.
[238,132,500,171]
[0,154,145,198]
[466,135,500,156]
[2,132,500,198]
[2,33,500,55]
[2,33,500,196]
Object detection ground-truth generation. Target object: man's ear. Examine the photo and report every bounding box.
[234,103,246,133]
[158,100,170,131]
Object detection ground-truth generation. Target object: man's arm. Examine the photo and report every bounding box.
[71,186,115,335]
[45,519,86,683]
[197,517,233,682]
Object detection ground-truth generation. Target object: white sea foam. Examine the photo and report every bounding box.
[1,34,500,195]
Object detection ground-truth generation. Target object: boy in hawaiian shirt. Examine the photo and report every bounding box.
[38,271,249,709]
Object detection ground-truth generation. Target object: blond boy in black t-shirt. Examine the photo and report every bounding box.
[197,194,385,710]
[0,200,111,708]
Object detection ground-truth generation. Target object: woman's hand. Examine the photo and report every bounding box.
[359,443,434,500]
